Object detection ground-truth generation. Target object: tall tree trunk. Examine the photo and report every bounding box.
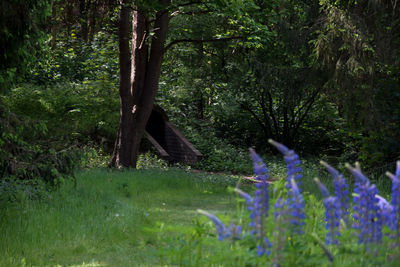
[111,0,169,168]
[79,0,89,42]
[110,0,133,168]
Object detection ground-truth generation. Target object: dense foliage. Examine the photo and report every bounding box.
[0,0,51,91]
[0,103,81,185]
[1,0,400,182]
[3,1,400,265]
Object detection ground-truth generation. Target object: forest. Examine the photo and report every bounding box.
[1,0,400,266]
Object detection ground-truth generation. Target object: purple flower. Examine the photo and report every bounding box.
[250,148,270,182]
[257,238,272,256]
[249,149,271,255]
[269,139,302,191]
[234,188,253,209]
[268,140,305,234]
[249,149,270,224]
[287,178,306,234]
[315,178,341,245]
[387,161,400,240]
[315,177,331,198]
[323,197,341,245]
[348,162,369,185]
[375,194,392,226]
[198,209,240,240]
[347,164,382,244]
[274,197,287,219]
[320,161,349,224]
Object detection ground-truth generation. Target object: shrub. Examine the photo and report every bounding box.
[0,178,49,204]
[79,146,111,169]
[182,126,252,173]
[0,106,81,185]
[137,152,169,170]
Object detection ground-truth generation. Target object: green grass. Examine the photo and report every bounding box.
[0,169,242,266]
[1,159,396,267]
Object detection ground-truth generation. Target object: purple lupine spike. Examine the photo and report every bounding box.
[287,178,306,234]
[269,139,303,190]
[250,148,269,182]
[234,188,254,208]
[347,163,369,185]
[249,149,270,219]
[268,139,289,154]
[320,161,339,177]
[376,194,392,226]
[386,172,396,181]
[388,161,400,241]
[396,161,400,177]
[347,164,382,244]
[249,149,271,256]
[320,161,349,224]
[291,178,300,196]
[314,177,331,198]
[268,140,305,235]
[358,184,382,244]
[376,195,391,211]
[274,198,286,219]
[198,209,232,241]
[323,196,341,245]
[315,178,341,245]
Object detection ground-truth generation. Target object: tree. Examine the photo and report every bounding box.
[158,0,332,153]
[111,0,170,168]
[313,0,400,164]
[110,0,270,168]
[49,0,116,44]
[0,0,51,92]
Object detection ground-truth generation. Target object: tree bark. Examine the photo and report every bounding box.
[111,0,170,168]
[79,0,89,42]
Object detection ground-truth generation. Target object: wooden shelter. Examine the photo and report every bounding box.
[144,105,202,164]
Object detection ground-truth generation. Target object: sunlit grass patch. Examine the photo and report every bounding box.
[0,168,240,266]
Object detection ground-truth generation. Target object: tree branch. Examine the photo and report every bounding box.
[164,36,243,52]
[150,1,210,22]
[259,90,273,135]
[293,86,322,138]
[169,9,210,18]
[293,86,321,121]
[172,1,205,8]
[240,102,271,138]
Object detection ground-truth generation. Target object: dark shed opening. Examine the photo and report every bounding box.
[144,105,202,164]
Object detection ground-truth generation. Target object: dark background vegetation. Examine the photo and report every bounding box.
[1,0,399,184]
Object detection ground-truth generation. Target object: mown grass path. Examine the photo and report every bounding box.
[0,169,243,266]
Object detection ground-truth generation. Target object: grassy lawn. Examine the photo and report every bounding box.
[0,169,243,266]
[1,161,396,267]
